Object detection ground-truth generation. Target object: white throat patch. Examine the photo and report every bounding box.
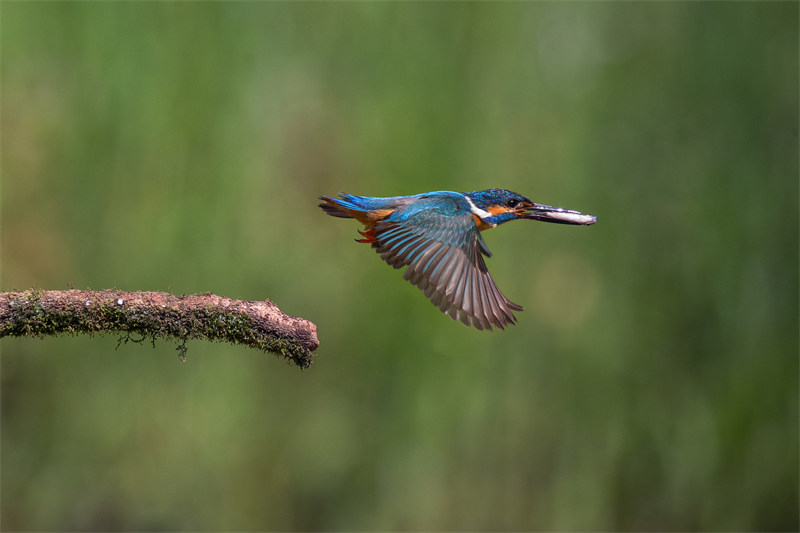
[464,196,492,219]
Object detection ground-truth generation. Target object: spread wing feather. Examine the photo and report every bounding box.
[371,199,522,330]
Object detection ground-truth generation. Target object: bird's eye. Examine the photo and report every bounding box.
[506,199,519,208]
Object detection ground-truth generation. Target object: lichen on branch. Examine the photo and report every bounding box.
[0,289,319,368]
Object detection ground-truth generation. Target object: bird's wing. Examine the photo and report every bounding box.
[371,199,522,330]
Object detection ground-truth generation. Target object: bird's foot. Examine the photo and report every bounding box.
[356,228,377,244]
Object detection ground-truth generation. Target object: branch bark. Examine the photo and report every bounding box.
[0,289,319,368]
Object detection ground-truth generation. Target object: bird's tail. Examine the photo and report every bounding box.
[318,194,368,219]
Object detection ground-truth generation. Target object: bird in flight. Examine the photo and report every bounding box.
[319,188,596,330]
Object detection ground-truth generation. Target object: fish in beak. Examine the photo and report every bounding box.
[521,203,597,225]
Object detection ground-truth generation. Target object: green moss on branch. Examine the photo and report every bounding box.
[0,289,319,368]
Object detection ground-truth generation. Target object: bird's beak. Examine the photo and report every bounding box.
[520,203,597,225]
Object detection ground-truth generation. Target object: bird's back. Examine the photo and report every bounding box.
[320,191,467,223]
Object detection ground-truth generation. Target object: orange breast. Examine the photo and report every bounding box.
[473,213,495,231]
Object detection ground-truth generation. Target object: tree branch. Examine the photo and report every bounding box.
[0,289,319,368]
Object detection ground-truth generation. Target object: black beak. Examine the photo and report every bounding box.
[521,203,597,225]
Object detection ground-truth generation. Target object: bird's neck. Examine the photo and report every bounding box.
[472,214,497,231]
[482,211,518,228]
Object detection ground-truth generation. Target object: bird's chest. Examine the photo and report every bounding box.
[473,214,497,232]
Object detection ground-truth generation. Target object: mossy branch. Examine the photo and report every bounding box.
[0,289,319,368]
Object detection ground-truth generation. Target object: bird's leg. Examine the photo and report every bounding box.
[356,228,377,244]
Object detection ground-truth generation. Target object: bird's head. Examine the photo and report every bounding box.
[463,188,597,228]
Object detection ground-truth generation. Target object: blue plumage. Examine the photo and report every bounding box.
[319,189,596,330]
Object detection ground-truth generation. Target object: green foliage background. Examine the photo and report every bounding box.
[2,2,797,530]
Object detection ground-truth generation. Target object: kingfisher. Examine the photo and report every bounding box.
[319,189,596,330]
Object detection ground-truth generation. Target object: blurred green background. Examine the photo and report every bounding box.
[2,2,797,531]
